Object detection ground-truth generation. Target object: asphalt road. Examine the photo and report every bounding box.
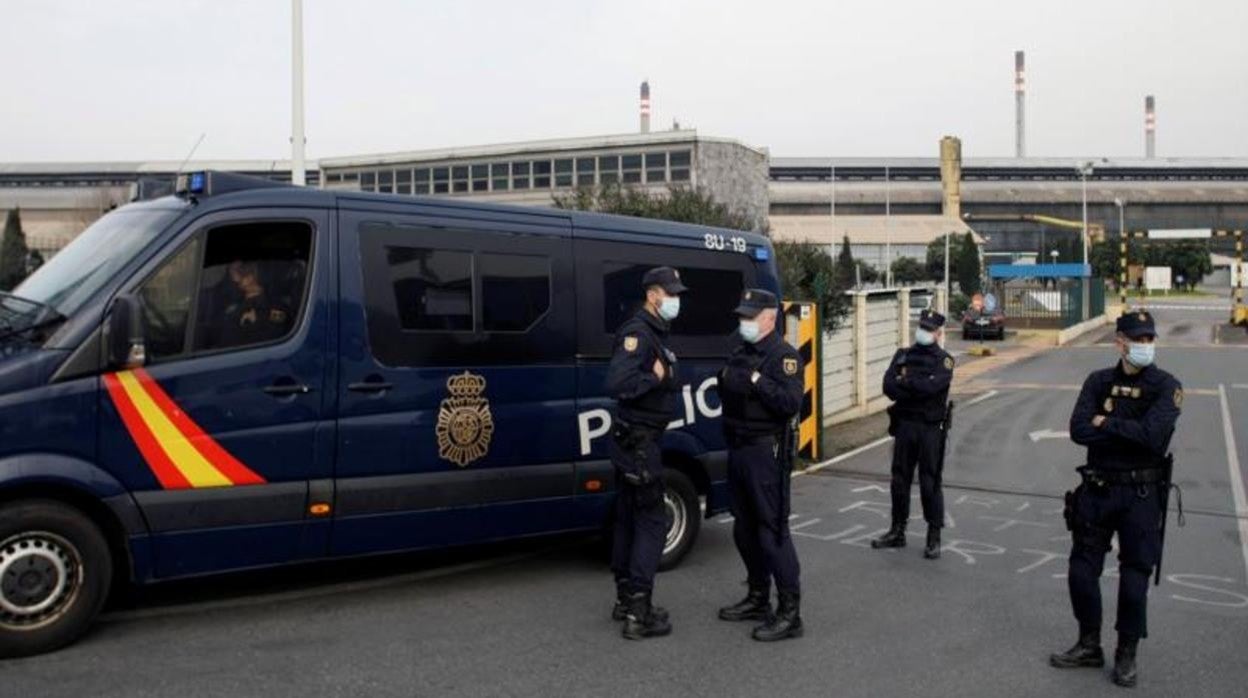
[4,298,1246,697]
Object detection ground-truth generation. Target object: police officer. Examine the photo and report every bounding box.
[605,266,686,640]
[716,288,805,642]
[219,260,291,348]
[872,309,953,559]
[1050,310,1182,688]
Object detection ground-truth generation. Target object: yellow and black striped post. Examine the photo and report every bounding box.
[1121,229,1150,314]
[782,301,820,461]
[1214,230,1247,326]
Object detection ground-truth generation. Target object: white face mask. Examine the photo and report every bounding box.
[658,296,681,321]
[915,328,936,346]
[1126,341,1155,368]
[739,320,761,343]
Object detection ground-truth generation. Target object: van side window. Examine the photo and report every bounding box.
[193,222,313,353]
[358,221,572,367]
[480,253,551,332]
[603,263,745,337]
[137,237,201,361]
[387,247,473,331]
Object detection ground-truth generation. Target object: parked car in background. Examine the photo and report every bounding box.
[962,305,1006,340]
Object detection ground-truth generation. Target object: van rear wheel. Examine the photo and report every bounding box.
[659,470,700,571]
[0,500,112,658]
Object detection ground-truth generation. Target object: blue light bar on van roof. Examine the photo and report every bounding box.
[753,247,770,261]
[188,172,206,194]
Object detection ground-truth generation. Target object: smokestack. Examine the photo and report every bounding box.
[1014,51,1026,158]
[940,136,963,219]
[639,81,651,134]
[1145,95,1156,158]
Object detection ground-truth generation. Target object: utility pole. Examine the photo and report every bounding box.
[291,0,306,186]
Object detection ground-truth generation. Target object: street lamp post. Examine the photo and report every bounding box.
[1077,161,1095,320]
[291,0,306,186]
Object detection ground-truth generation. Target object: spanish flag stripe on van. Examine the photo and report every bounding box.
[103,373,192,490]
[129,369,266,486]
[104,369,266,489]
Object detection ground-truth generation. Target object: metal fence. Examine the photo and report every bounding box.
[996,279,1104,329]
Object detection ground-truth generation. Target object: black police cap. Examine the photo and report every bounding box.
[1116,309,1157,339]
[919,309,946,331]
[642,266,688,295]
[733,288,778,318]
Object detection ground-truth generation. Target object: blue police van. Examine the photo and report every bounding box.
[0,171,779,656]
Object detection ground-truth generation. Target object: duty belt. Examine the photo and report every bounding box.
[1077,466,1166,486]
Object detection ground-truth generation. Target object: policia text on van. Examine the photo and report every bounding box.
[0,171,779,657]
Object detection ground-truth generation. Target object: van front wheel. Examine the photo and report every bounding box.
[0,500,113,658]
[658,470,700,571]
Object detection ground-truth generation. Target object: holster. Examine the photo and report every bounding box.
[612,421,658,487]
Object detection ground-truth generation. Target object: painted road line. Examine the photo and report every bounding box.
[800,436,894,476]
[1028,429,1069,442]
[964,382,1220,397]
[1233,384,1248,390]
[962,389,999,407]
[1217,384,1248,585]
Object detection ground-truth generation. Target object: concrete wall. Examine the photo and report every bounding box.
[696,140,770,232]
[822,288,924,425]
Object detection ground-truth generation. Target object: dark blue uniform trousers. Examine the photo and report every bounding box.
[890,419,945,527]
[728,436,801,594]
[1068,483,1162,640]
[610,432,666,594]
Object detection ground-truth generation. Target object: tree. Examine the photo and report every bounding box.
[833,235,856,289]
[955,231,982,296]
[0,208,31,291]
[1161,240,1212,290]
[552,183,757,232]
[925,232,966,283]
[773,240,850,332]
[890,256,927,285]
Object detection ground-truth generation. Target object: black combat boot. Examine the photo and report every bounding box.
[613,582,668,622]
[621,592,671,640]
[1049,629,1105,669]
[923,526,941,559]
[751,590,802,642]
[718,587,771,622]
[870,523,907,549]
[1111,636,1139,688]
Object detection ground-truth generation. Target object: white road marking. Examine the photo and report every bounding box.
[790,518,822,531]
[1217,384,1248,585]
[961,389,999,407]
[799,436,893,476]
[1233,384,1248,390]
[1028,429,1070,442]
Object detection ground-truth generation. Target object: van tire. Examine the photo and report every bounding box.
[0,499,113,658]
[658,470,700,571]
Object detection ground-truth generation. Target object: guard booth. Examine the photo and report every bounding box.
[782,300,821,461]
[987,263,1103,329]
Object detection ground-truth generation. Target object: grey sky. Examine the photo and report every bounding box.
[2,0,1245,162]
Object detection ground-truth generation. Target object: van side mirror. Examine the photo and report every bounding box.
[105,294,147,369]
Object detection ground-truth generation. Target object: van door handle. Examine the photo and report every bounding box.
[348,378,394,394]
[263,382,313,396]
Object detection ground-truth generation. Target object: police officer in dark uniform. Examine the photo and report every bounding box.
[1050,310,1182,688]
[219,260,291,348]
[716,288,805,642]
[872,309,953,559]
[605,266,686,640]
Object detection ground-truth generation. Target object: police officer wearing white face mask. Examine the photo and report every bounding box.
[1050,309,1183,688]
[873,309,954,559]
[717,288,806,642]
[605,266,686,640]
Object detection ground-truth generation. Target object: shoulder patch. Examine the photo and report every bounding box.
[1173,388,1183,408]
[783,357,798,376]
[623,336,638,352]
[943,356,955,370]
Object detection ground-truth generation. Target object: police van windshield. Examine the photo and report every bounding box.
[13,207,181,318]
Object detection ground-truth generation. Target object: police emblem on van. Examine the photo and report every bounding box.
[436,372,495,467]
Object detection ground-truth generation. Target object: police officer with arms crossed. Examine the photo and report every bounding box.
[1050,310,1182,688]
[716,288,805,642]
[605,266,686,640]
[872,309,953,559]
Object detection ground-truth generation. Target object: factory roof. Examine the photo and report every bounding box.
[769,215,981,246]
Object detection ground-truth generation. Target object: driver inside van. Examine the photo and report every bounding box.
[218,259,291,348]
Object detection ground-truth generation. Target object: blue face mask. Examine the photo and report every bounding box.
[1126,341,1155,368]
[739,320,761,343]
[915,328,936,346]
[658,296,681,321]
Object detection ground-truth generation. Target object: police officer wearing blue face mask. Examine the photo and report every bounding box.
[873,309,954,559]
[1050,309,1183,688]
[605,266,686,640]
[716,288,806,642]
